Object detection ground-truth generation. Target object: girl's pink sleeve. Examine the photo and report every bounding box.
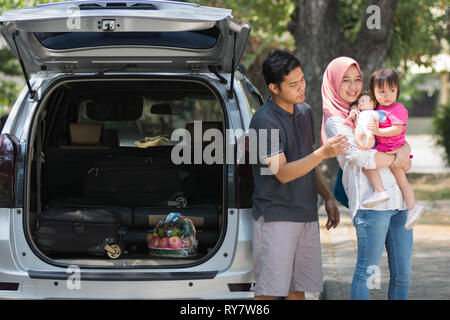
[389,103,408,125]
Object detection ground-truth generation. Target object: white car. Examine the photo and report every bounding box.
[0,0,263,299]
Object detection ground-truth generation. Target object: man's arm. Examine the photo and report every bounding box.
[316,167,340,229]
[263,134,348,184]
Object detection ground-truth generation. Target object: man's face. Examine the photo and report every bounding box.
[270,67,306,105]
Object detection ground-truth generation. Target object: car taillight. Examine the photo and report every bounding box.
[234,135,254,208]
[0,134,18,207]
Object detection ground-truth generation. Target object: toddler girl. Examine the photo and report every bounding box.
[351,68,424,230]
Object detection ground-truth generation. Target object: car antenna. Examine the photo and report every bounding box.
[12,31,36,100]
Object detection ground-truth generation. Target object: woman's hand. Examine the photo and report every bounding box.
[386,142,411,172]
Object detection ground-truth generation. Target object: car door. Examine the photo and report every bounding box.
[0,0,251,74]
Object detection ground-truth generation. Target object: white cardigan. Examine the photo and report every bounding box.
[325,116,407,220]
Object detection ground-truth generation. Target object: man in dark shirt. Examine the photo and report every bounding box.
[249,50,348,300]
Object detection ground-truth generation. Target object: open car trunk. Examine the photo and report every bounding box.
[28,78,226,267]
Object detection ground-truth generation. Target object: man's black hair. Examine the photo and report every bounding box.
[262,50,302,87]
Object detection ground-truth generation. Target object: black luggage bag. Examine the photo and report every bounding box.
[35,207,128,259]
[83,165,187,207]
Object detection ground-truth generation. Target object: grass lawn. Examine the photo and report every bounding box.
[407,173,450,201]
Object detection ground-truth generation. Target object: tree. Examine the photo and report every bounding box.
[0,0,55,118]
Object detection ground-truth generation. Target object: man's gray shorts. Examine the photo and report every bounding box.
[252,216,323,297]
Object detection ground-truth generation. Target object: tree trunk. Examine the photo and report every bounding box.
[288,0,399,187]
[350,0,399,80]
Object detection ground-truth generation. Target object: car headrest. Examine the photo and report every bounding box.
[69,123,102,145]
[185,121,223,142]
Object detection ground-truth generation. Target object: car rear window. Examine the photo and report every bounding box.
[34,27,219,50]
[78,85,223,147]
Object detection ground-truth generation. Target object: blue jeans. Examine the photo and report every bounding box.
[351,209,413,300]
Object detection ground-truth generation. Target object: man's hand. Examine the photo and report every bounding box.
[315,167,340,230]
[325,198,340,230]
[317,134,349,159]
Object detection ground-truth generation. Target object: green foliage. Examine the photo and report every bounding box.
[0,48,21,76]
[387,0,448,71]
[192,0,293,36]
[338,0,365,41]
[397,73,427,109]
[0,0,65,116]
[433,103,450,165]
[0,80,19,115]
[191,0,295,68]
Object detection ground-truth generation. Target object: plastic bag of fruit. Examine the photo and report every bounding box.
[147,212,198,257]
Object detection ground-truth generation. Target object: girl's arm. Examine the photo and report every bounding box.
[369,124,403,137]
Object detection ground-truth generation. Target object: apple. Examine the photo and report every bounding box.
[183,238,192,249]
[146,234,153,243]
[169,236,183,250]
[150,236,161,248]
[160,237,170,248]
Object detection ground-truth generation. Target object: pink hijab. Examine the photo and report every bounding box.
[320,56,362,145]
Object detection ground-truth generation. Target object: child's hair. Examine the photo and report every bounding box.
[357,90,376,104]
[350,90,376,110]
[370,68,400,103]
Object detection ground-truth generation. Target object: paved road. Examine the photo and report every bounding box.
[315,202,450,300]
[407,135,449,173]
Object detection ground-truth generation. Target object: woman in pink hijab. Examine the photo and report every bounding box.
[321,57,413,300]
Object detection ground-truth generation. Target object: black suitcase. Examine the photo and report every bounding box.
[44,199,135,227]
[35,207,127,259]
[83,165,186,207]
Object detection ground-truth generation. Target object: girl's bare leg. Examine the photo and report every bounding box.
[390,166,415,209]
[374,152,396,169]
[363,168,384,192]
